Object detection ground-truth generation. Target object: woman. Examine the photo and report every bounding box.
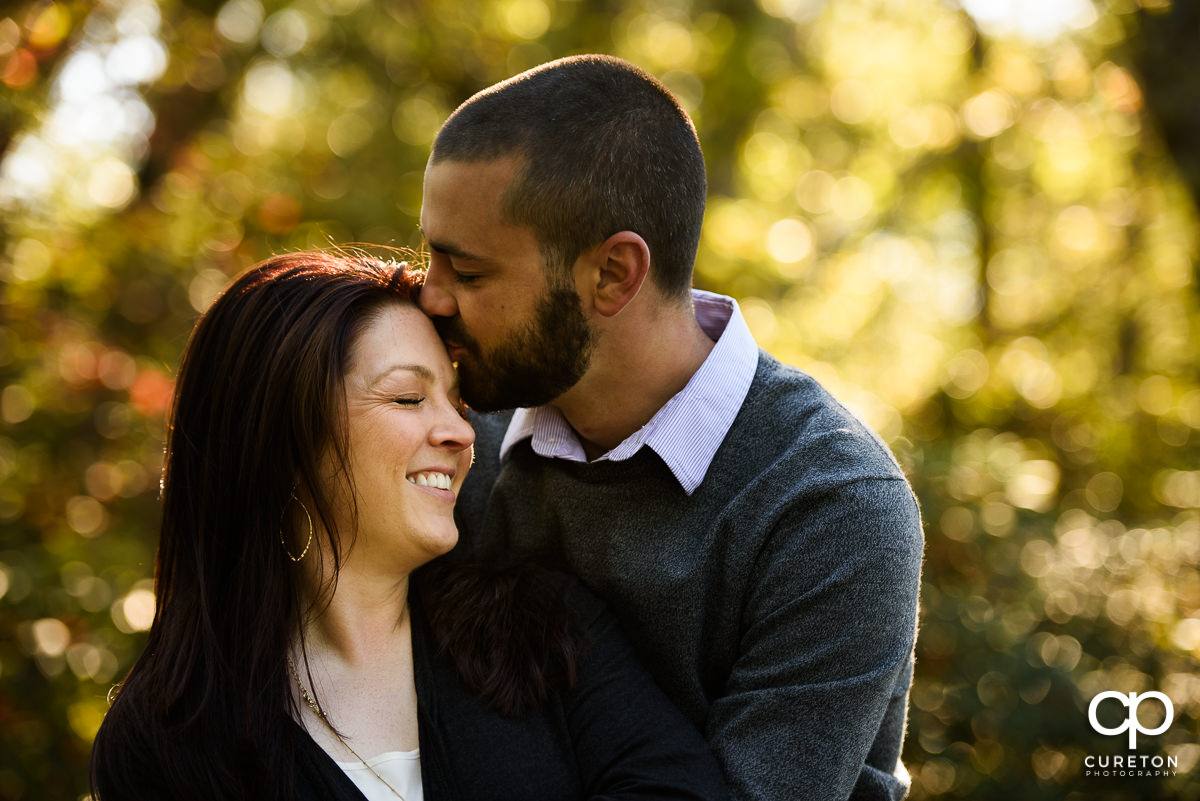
[90,252,728,801]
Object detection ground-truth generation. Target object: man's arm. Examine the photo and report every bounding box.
[564,582,731,801]
[706,477,922,801]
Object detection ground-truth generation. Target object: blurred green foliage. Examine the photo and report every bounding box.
[1,0,1198,799]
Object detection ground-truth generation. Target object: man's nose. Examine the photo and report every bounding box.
[419,256,459,318]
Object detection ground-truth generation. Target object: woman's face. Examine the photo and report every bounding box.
[324,302,475,574]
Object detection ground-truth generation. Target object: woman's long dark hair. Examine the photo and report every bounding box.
[90,252,585,801]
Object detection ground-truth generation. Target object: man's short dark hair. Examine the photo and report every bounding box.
[430,54,706,299]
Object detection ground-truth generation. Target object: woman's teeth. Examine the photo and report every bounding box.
[408,471,452,490]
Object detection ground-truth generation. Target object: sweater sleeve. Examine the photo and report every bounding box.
[564,584,731,801]
[706,477,923,801]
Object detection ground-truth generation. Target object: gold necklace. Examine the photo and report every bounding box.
[288,657,409,801]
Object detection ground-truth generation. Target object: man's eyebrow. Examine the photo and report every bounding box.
[419,227,481,261]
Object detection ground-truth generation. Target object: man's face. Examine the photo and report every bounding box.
[419,157,595,412]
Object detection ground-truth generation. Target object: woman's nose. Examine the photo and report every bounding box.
[433,403,475,452]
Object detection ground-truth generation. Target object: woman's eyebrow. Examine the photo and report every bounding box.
[368,363,433,388]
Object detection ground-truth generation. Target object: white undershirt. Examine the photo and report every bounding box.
[334,749,423,801]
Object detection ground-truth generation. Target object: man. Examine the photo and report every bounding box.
[418,54,922,801]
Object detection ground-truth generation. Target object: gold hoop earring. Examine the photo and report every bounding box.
[280,492,314,562]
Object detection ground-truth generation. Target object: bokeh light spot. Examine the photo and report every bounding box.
[10,237,52,281]
[68,698,108,741]
[1019,539,1054,578]
[829,175,874,220]
[87,157,137,209]
[32,618,71,657]
[1154,470,1200,509]
[1,385,34,424]
[113,585,156,633]
[257,193,301,235]
[28,3,72,50]
[961,0,1098,42]
[65,495,107,537]
[1006,460,1059,512]
[795,170,834,214]
[1053,205,1100,252]
[216,0,264,45]
[766,218,814,264]
[188,268,228,313]
[1170,618,1200,653]
[327,112,374,157]
[944,349,989,398]
[98,350,137,390]
[1084,472,1123,513]
[830,79,875,125]
[105,35,168,86]
[2,46,37,89]
[261,9,309,57]
[919,757,956,794]
[941,506,975,542]
[0,18,20,57]
[503,0,551,40]
[740,298,779,346]
[980,499,1015,537]
[243,60,296,115]
[393,96,445,147]
[1137,374,1172,416]
[962,89,1014,139]
[889,108,932,149]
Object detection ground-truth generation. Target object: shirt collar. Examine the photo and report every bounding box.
[498,290,759,495]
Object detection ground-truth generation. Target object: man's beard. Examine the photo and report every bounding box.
[435,285,596,412]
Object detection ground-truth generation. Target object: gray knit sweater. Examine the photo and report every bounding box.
[452,351,923,801]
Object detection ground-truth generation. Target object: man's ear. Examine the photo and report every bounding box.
[587,231,651,318]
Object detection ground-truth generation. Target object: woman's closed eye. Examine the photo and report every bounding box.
[393,395,425,407]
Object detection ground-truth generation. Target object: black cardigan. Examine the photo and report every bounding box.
[287,580,728,801]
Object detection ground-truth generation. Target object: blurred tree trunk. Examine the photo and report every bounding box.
[1126,3,1200,213]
